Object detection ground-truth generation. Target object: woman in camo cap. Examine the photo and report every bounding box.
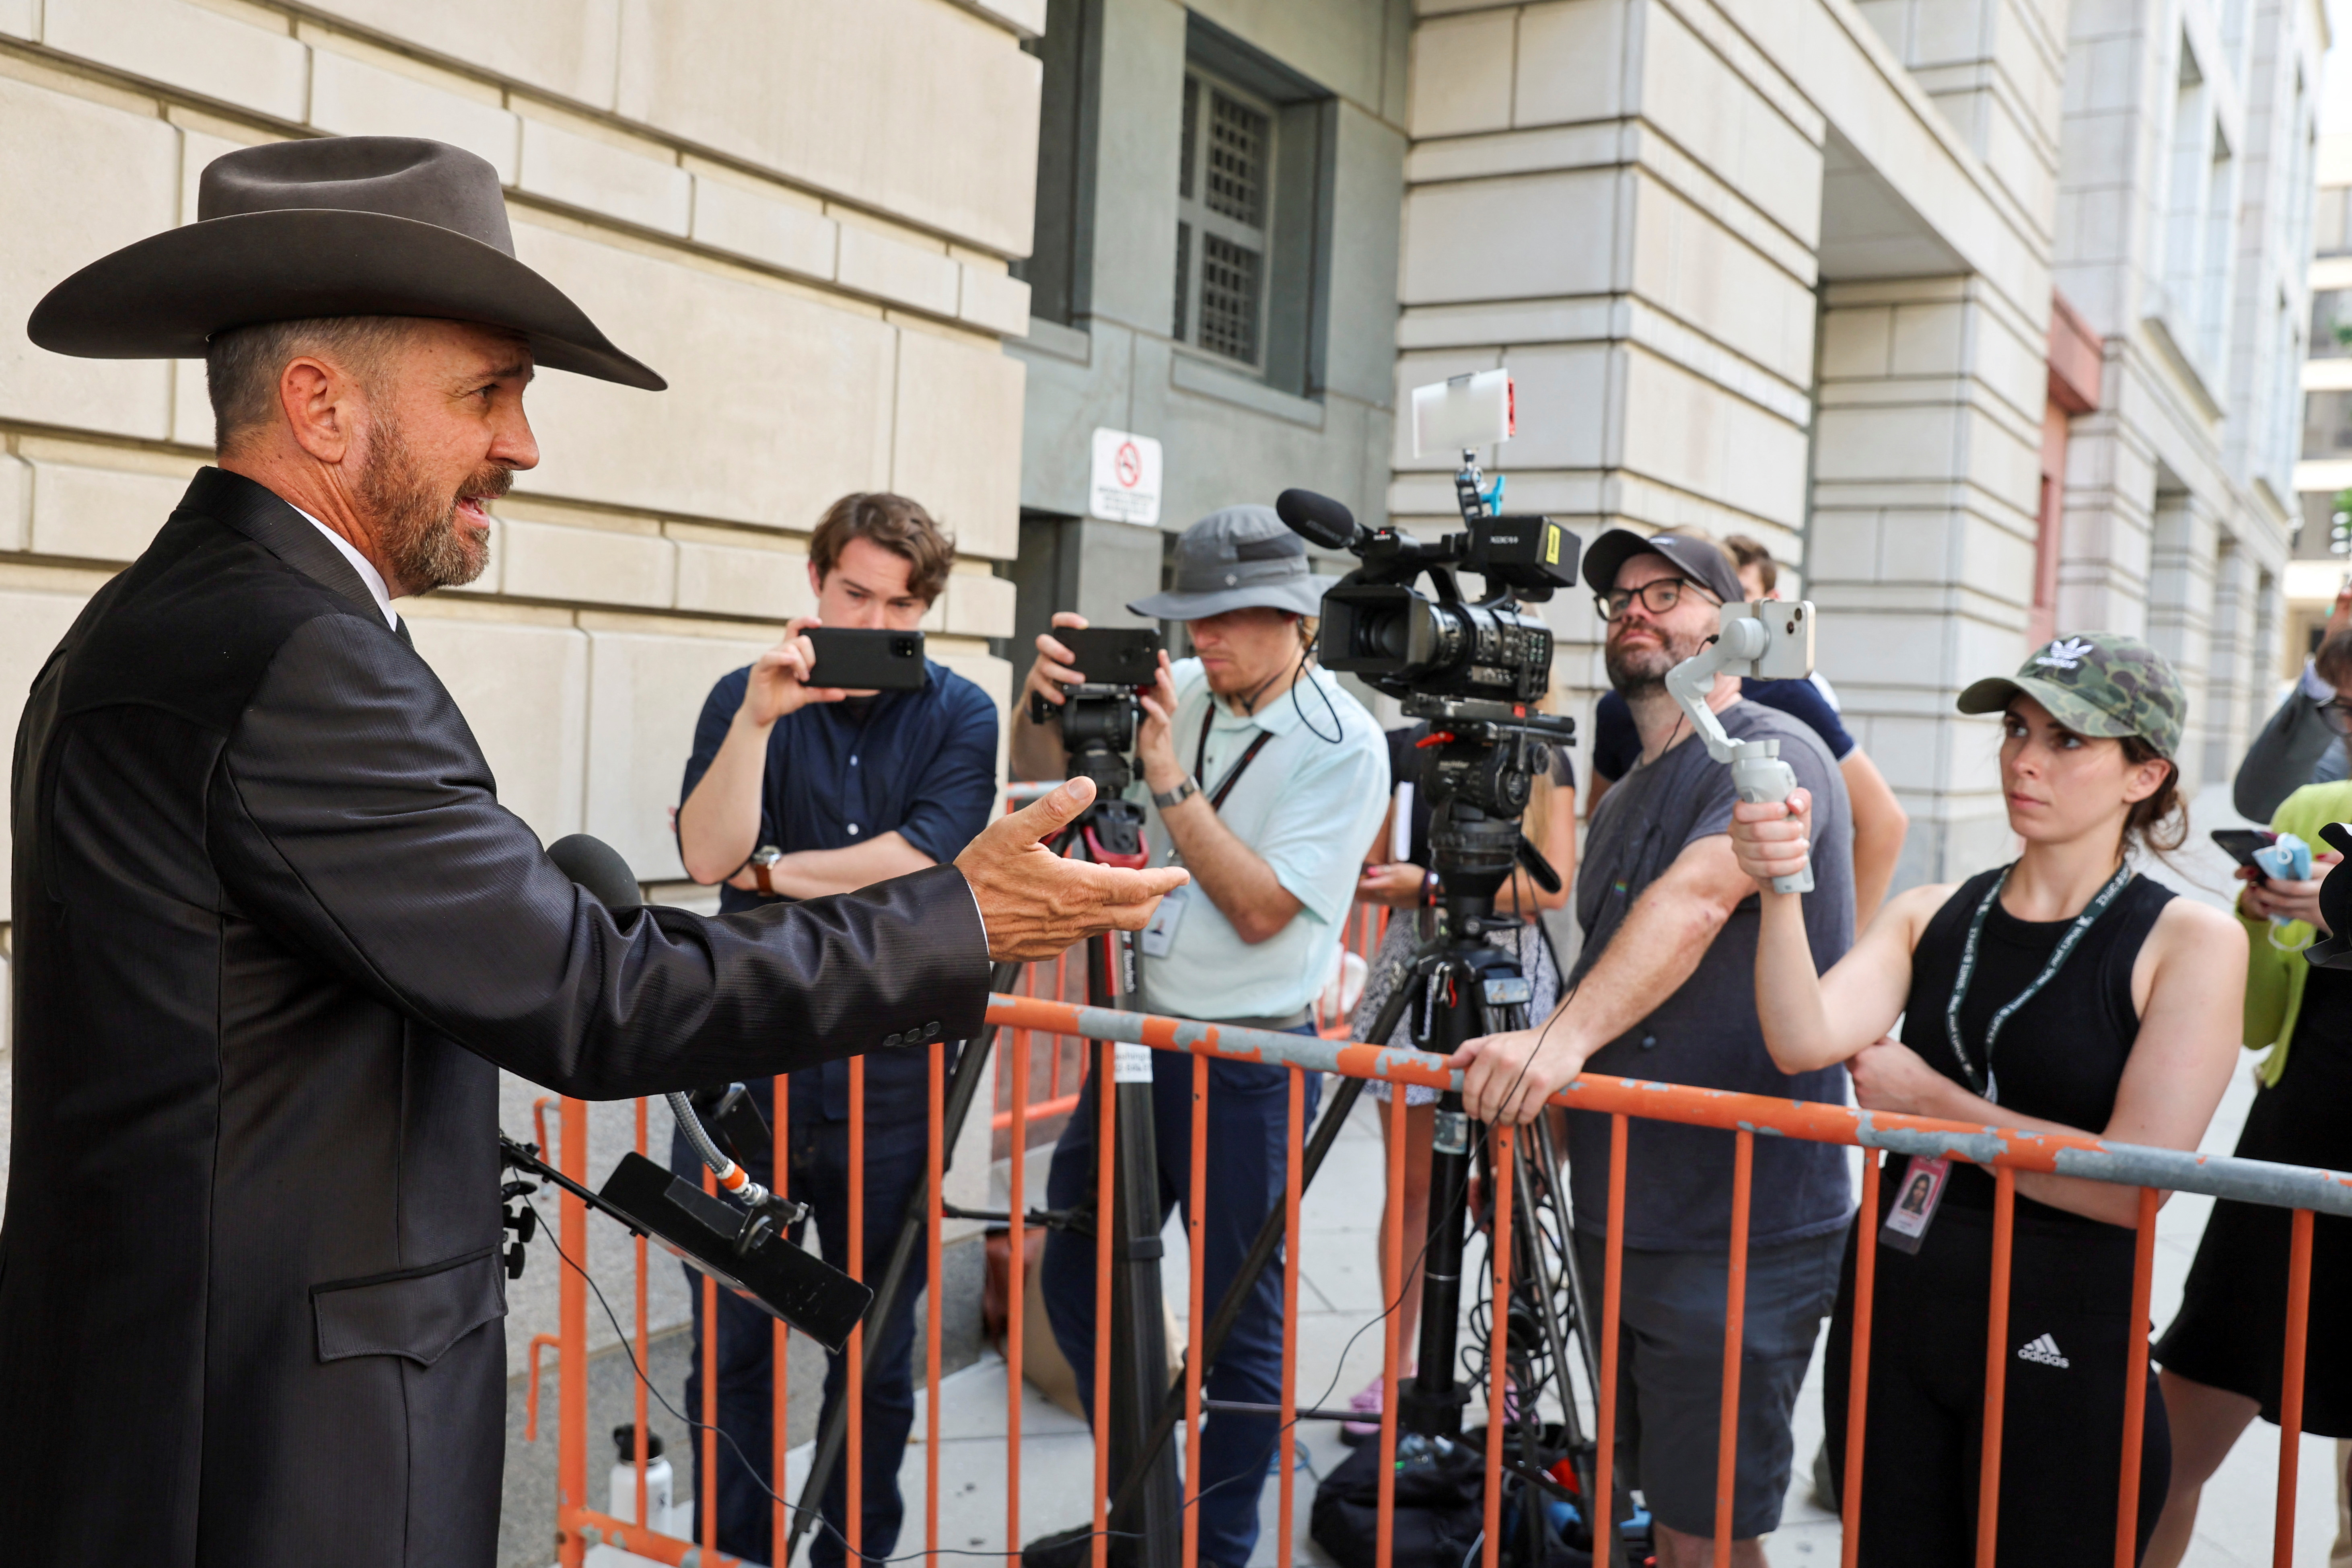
[1728,632,2244,1565]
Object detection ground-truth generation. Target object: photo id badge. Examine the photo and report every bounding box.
[1879,1155,1951,1255]
[1139,883,1187,959]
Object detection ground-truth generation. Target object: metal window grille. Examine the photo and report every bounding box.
[1172,70,1273,368]
[1197,235,1261,362]
[1204,91,1267,227]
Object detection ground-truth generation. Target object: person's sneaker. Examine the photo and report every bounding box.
[1339,1377,1383,1445]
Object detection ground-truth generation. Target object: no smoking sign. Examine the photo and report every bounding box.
[1089,427,1162,526]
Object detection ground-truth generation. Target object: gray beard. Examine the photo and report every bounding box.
[1604,637,1676,697]
[356,417,503,592]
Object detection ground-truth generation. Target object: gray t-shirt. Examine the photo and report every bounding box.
[1565,700,1856,1250]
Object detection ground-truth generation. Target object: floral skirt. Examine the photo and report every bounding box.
[1348,910,1561,1106]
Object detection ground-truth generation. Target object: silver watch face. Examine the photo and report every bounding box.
[752,845,782,866]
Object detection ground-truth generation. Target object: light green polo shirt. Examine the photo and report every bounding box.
[1132,657,1389,1023]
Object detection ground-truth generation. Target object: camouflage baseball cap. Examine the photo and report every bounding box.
[1955,632,2186,757]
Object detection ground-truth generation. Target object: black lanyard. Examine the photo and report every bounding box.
[1943,860,2132,1103]
[1193,708,1276,812]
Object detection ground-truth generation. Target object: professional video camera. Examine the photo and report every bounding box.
[1275,370,1581,899]
[1024,627,1162,861]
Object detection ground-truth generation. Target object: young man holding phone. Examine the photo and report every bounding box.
[673,490,1000,1565]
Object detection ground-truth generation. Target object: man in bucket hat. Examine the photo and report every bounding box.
[1010,505,1388,1568]
[5,137,1183,1566]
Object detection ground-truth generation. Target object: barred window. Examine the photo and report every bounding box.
[1173,70,1273,370]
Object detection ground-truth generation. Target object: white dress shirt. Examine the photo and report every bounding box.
[293,506,397,630]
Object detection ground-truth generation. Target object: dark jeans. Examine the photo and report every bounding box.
[1037,1035,1321,1568]
[672,1114,929,1568]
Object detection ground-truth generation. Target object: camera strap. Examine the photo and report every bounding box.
[1193,714,1276,813]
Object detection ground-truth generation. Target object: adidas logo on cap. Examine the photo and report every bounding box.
[2016,1333,2070,1368]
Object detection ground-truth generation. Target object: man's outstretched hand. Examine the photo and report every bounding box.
[955,778,1189,962]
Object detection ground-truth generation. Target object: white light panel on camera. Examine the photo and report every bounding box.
[1412,368,1514,459]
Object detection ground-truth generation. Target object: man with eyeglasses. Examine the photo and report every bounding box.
[1451,531,1857,1568]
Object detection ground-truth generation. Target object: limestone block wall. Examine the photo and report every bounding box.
[1397,0,2059,887]
[0,0,1040,1363]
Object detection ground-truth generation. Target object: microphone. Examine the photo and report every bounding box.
[546,833,642,916]
[1275,488,1366,552]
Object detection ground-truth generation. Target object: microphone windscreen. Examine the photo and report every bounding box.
[1275,488,1361,551]
[547,833,643,916]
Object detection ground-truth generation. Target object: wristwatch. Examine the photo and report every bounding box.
[750,844,782,896]
[1152,776,1200,810]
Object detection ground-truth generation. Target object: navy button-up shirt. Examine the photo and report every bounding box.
[681,658,998,1131]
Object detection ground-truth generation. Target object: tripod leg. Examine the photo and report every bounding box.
[1101,975,1420,1531]
[786,961,1020,1562]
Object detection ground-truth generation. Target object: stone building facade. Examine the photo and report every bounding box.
[0,0,1043,1386]
[1392,0,2328,885]
[2286,127,2352,650]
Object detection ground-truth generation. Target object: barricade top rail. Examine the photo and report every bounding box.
[986,992,2352,1218]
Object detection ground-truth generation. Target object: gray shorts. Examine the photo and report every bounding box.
[1573,1226,1844,1541]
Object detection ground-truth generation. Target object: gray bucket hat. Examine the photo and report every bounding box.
[1127,505,1340,621]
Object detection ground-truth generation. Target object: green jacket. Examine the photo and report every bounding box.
[2241,780,2352,1085]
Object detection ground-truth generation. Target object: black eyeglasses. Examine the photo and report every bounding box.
[2320,698,2352,736]
[1595,577,1716,623]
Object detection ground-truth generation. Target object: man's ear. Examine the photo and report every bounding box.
[807,558,825,601]
[278,355,357,465]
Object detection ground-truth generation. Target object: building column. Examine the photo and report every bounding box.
[1807,275,2050,887]
[2202,536,2249,790]
[2144,487,2222,791]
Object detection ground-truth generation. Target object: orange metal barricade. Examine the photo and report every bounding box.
[534,987,2348,1568]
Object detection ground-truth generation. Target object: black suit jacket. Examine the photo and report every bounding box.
[2,468,989,1565]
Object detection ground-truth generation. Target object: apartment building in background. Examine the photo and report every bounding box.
[2288,127,2352,651]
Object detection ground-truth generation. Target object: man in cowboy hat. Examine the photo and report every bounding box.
[1009,505,1389,1568]
[4,136,1182,1566]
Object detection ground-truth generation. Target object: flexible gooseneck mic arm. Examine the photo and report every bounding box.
[1661,615,1813,895]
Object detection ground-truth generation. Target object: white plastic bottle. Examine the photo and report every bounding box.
[608,1424,674,1527]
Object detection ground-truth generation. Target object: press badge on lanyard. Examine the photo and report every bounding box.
[1879,859,2131,1253]
[1138,717,1275,961]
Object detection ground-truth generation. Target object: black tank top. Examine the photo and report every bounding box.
[1897,866,2174,1228]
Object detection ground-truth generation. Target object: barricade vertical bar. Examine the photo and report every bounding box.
[1183,1052,1209,1568]
[778,1076,794,1556]
[2114,1186,2157,1568]
[1008,1003,1029,1558]
[1840,1150,1881,1568]
[2275,1207,2315,1568]
[1481,1125,1517,1568]
[848,1054,866,1564]
[1975,1165,2016,1568]
[1592,1113,1626,1565]
[1714,1129,1753,1564]
[635,1097,651,1530]
[1278,1066,1303,1568]
[1092,1028,1116,1568]
[560,1097,589,1568]
[704,1167,721,1551]
[928,1041,945,1564]
[1376,1085,1407,1568]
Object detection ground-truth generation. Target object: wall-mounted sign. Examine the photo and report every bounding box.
[1089,427,1162,526]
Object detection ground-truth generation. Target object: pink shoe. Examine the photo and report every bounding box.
[1339,1377,1383,1445]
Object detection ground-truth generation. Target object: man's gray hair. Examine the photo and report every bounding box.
[205,316,414,453]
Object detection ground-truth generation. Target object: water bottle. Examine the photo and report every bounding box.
[609,1423,673,1527]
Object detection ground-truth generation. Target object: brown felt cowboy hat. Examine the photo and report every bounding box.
[27,136,663,390]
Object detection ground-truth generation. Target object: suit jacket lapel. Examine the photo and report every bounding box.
[178,466,382,620]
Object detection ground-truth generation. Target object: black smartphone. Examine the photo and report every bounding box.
[1059,627,1163,688]
[806,628,926,691]
[2211,828,2278,875]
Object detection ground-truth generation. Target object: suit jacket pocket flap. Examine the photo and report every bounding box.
[313,1246,506,1367]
